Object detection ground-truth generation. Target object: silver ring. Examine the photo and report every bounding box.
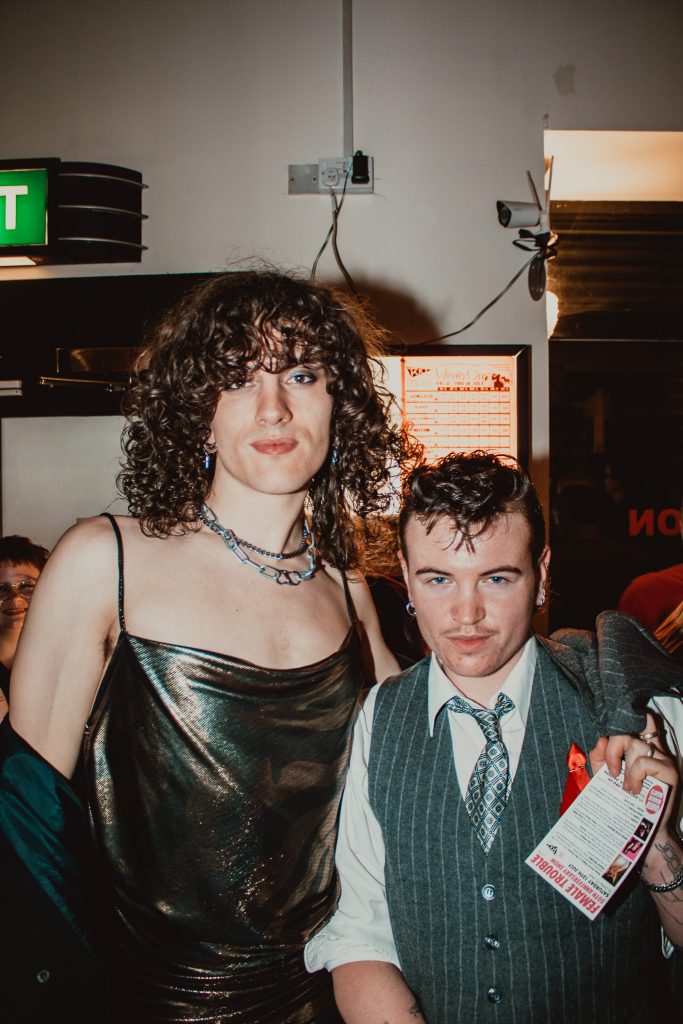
[638,730,660,742]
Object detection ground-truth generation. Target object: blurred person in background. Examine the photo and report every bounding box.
[0,536,49,716]
[619,500,683,635]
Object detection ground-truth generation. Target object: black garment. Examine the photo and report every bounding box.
[0,660,10,701]
[0,718,115,1024]
[82,515,361,1022]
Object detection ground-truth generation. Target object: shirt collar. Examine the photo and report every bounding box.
[427,635,537,736]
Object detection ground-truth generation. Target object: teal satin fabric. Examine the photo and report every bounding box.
[1,717,94,944]
[0,717,112,1023]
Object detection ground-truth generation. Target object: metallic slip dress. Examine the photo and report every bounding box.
[83,515,362,1022]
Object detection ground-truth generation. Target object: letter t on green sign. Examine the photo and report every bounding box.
[0,169,48,245]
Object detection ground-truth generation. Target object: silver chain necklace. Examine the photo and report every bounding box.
[236,531,308,560]
[199,505,317,586]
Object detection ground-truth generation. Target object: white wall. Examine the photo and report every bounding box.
[1,417,127,549]
[2,0,682,520]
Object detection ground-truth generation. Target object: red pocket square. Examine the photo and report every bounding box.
[560,742,590,816]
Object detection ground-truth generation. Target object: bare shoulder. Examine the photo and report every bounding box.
[9,514,129,775]
[34,515,121,615]
[46,511,121,563]
[343,570,378,617]
[326,567,400,683]
[324,566,374,618]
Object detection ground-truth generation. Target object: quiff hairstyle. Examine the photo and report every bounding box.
[399,450,546,563]
[0,535,49,572]
[118,269,421,570]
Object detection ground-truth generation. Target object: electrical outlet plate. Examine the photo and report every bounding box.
[288,156,374,195]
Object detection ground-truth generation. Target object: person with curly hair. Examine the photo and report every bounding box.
[7,270,420,1024]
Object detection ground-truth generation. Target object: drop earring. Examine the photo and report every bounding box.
[202,442,217,472]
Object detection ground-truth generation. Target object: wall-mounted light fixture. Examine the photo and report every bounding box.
[0,158,147,267]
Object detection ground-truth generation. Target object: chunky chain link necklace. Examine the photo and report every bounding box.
[199,505,317,586]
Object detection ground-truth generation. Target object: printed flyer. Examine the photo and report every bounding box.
[526,765,669,920]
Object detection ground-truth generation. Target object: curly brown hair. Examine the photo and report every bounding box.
[399,450,546,564]
[118,269,421,570]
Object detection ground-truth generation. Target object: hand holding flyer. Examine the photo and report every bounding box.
[526,765,670,920]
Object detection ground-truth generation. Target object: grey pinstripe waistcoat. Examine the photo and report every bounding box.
[368,643,667,1024]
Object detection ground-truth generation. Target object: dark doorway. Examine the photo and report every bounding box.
[548,201,683,631]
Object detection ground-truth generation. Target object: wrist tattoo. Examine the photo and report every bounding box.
[642,840,683,909]
[655,839,683,876]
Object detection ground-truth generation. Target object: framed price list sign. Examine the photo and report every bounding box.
[380,345,530,466]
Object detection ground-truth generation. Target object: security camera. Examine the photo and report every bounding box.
[497,163,553,236]
[496,160,557,302]
[496,200,541,230]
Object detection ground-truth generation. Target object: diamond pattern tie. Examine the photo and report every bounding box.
[446,691,515,854]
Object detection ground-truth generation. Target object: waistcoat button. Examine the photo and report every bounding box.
[483,935,501,950]
[487,987,503,1003]
[481,883,496,901]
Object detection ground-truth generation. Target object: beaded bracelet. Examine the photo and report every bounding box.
[642,865,683,893]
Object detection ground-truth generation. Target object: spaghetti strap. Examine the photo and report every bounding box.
[100,513,126,633]
[341,572,358,627]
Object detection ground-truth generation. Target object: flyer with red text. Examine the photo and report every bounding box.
[525,765,669,920]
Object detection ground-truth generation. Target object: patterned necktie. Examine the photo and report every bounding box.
[446,691,515,854]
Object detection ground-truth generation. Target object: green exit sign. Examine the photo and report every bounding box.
[0,168,48,246]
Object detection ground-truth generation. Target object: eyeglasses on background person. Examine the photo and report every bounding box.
[0,534,50,708]
[0,579,37,602]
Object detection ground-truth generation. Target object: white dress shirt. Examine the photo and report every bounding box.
[305,637,683,973]
[305,638,537,972]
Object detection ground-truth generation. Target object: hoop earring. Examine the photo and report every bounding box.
[202,442,217,472]
[406,602,417,618]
